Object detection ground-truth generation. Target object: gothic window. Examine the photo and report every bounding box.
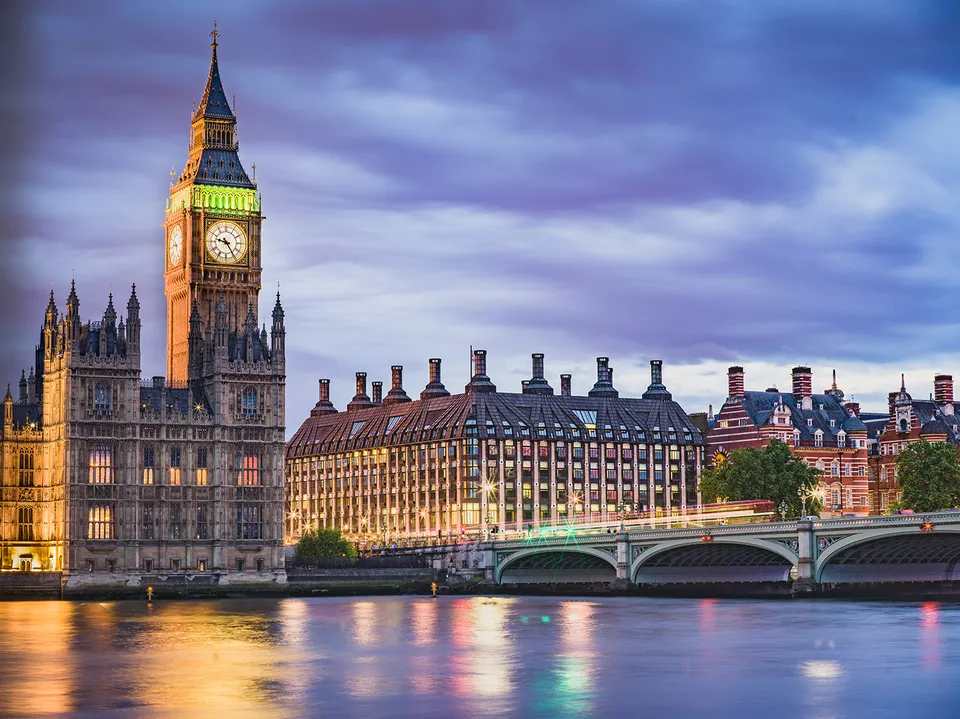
[142,505,154,540]
[241,388,258,417]
[89,444,113,484]
[899,419,908,432]
[196,506,209,540]
[87,503,113,539]
[238,450,261,486]
[169,504,182,540]
[18,451,35,487]
[142,446,155,485]
[170,447,182,486]
[237,503,262,539]
[17,506,34,541]
[196,448,208,486]
[94,383,111,412]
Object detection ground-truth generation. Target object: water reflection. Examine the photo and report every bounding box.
[0,597,957,718]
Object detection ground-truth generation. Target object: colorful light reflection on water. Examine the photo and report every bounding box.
[0,597,959,718]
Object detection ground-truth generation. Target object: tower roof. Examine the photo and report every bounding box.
[195,23,234,120]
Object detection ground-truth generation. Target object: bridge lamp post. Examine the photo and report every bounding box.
[617,500,627,532]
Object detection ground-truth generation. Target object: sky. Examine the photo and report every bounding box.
[3,0,960,433]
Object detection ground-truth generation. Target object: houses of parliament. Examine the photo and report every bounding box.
[0,31,286,586]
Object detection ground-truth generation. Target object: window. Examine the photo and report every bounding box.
[196,448,208,486]
[837,433,845,448]
[18,451,34,487]
[171,558,181,572]
[793,432,800,447]
[87,503,113,539]
[814,432,823,448]
[241,388,258,418]
[142,506,154,540]
[386,416,403,433]
[17,507,33,541]
[238,450,261,486]
[170,447,182,486]
[144,559,154,572]
[169,505,182,540]
[236,558,245,572]
[196,506,209,539]
[237,504,262,539]
[198,558,207,571]
[107,559,117,573]
[94,383,111,412]
[143,447,155,485]
[89,444,113,483]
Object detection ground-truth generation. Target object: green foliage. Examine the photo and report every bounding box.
[700,440,823,519]
[896,441,960,512]
[293,527,357,562]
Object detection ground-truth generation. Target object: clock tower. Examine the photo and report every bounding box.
[164,25,263,383]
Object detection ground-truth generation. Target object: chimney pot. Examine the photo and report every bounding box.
[560,374,572,397]
[429,358,441,383]
[532,353,544,379]
[355,372,367,397]
[935,374,954,405]
[791,366,813,399]
[727,366,745,399]
[391,365,403,390]
[319,378,330,402]
[421,357,450,399]
[372,381,383,405]
[473,350,487,378]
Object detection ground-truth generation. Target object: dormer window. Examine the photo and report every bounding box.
[807,419,813,427]
[814,430,823,448]
[829,419,835,428]
[793,431,800,447]
[837,432,846,448]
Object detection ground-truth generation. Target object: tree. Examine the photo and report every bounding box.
[293,527,358,563]
[896,441,960,513]
[700,440,822,519]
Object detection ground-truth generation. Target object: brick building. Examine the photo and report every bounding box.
[707,366,884,516]
[875,373,960,511]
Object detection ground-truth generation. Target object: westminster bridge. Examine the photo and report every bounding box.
[404,511,960,594]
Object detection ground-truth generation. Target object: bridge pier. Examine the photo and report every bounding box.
[793,518,818,594]
[614,530,630,589]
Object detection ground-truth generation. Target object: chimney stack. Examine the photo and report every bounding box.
[524,352,554,394]
[560,374,572,397]
[347,372,375,411]
[421,357,450,400]
[845,402,860,417]
[383,365,412,406]
[727,366,745,400]
[310,378,338,416]
[791,366,813,399]
[588,357,618,398]
[465,349,497,393]
[642,359,672,399]
[935,374,954,405]
[888,391,898,417]
[372,381,383,405]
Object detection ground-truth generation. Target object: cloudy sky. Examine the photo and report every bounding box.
[3,0,960,431]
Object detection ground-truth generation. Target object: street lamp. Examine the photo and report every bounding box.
[616,500,627,532]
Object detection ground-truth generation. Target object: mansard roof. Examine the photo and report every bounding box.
[287,389,705,459]
[903,399,960,442]
[739,390,865,444]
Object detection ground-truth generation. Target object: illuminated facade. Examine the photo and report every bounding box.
[0,31,286,584]
[286,353,706,543]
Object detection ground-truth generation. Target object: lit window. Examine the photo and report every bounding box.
[17,507,34,541]
[238,450,260,486]
[89,444,113,483]
[196,448,208,486]
[87,503,113,539]
[143,447,155,485]
[170,446,182,485]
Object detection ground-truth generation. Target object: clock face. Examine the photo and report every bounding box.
[205,221,246,264]
[168,226,183,266]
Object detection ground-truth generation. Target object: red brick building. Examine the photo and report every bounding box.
[875,374,960,511]
[708,366,880,516]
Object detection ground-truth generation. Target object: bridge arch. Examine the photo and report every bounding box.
[495,546,618,584]
[632,538,798,585]
[815,526,960,583]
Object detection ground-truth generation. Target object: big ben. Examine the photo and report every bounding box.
[165,24,263,383]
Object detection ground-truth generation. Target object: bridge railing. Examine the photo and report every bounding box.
[813,509,960,530]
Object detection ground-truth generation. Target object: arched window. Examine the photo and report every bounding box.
[18,450,35,487]
[94,383,111,412]
[241,388,258,418]
[89,444,113,484]
[899,419,908,432]
[87,503,113,539]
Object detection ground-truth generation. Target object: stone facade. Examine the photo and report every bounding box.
[0,32,286,587]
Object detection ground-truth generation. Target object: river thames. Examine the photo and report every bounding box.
[0,596,957,718]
